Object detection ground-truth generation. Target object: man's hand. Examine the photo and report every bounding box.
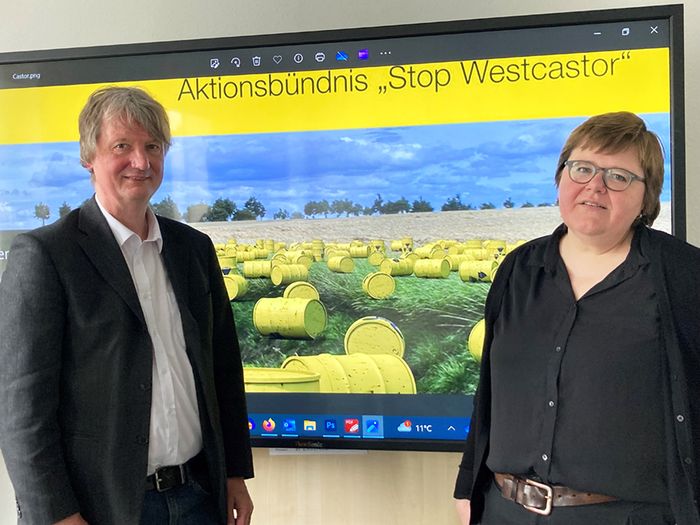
[226,477,253,525]
[454,498,471,525]
[54,513,88,525]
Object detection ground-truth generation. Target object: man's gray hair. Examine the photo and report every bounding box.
[79,86,171,167]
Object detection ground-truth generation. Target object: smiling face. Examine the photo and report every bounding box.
[84,117,164,217]
[558,146,645,245]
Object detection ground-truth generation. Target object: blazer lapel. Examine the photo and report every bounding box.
[76,197,146,326]
[159,219,200,354]
[159,220,190,312]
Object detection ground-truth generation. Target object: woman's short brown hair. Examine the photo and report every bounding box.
[79,86,171,168]
[555,111,664,226]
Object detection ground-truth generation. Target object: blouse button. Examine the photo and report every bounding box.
[555,346,562,352]
[542,454,549,461]
[677,414,685,423]
[548,401,555,407]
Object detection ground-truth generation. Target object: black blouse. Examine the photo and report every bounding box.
[485,225,667,504]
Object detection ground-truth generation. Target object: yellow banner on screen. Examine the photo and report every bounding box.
[0,48,669,144]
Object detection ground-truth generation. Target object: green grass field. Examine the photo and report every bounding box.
[231,257,488,395]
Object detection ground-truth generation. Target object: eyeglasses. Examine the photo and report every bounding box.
[563,160,646,192]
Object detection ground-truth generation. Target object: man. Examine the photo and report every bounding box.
[0,86,254,524]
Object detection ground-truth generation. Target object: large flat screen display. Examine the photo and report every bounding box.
[0,5,684,451]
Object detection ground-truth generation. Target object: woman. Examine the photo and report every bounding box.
[454,112,700,524]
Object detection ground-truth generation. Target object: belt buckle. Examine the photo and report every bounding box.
[522,478,553,516]
[154,464,185,492]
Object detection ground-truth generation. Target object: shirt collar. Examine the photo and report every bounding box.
[94,196,163,253]
[542,222,648,275]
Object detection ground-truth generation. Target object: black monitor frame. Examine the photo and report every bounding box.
[0,4,685,451]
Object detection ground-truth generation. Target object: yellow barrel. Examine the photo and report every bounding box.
[367,251,385,267]
[462,248,491,261]
[334,354,386,393]
[344,316,405,357]
[252,297,327,339]
[400,251,419,263]
[369,240,386,253]
[484,239,507,253]
[282,354,352,393]
[242,260,273,278]
[217,255,238,272]
[380,258,413,276]
[223,274,248,300]
[413,258,450,278]
[366,354,416,394]
[327,255,355,273]
[445,254,469,271]
[224,246,237,257]
[459,260,496,282]
[243,367,321,393]
[283,281,320,300]
[236,250,257,263]
[325,249,350,261]
[464,239,483,249]
[401,237,414,252]
[270,264,309,286]
[389,240,404,252]
[468,319,486,362]
[414,245,446,259]
[282,353,415,394]
[349,245,370,258]
[447,244,466,255]
[362,272,395,299]
[271,253,288,264]
[412,245,431,258]
[287,252,313,268]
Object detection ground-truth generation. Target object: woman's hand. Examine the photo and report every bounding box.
[454,498,471,525]
[54,513,88,525]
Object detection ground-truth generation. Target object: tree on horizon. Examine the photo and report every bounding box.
[34,203,50,225]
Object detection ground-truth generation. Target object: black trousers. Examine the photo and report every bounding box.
[477,479,674,525]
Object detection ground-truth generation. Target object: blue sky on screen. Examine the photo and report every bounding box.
[0,114,671,230]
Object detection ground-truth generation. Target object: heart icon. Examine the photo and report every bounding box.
[273,55,282,64]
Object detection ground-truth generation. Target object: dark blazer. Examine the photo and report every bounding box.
[0,197,253,524]
[454,225,700,524]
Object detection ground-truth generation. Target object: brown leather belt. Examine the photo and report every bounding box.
[494,473,618,516]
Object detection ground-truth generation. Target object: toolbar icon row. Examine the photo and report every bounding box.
[213,49,370,69]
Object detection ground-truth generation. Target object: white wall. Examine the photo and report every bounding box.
[1,1,698,524]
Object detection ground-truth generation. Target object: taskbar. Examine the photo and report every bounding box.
[248,413,469,442]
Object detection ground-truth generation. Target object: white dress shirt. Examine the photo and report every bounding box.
[96,197,202,475]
